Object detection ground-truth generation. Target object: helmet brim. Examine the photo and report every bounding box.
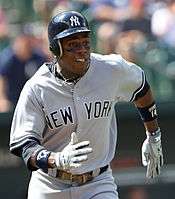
[53,27,91,40]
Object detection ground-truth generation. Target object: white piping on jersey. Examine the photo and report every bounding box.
[130,71,145,102]
[10,134,41,152]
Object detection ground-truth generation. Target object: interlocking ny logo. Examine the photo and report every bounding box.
[70,16,80,27]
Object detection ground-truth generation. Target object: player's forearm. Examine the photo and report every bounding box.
[133,87,163,178]
[134,88,160,133]
[29,150,56,170]
[29,133,92,171]
[12,139,52,171]
[143,119,159,133]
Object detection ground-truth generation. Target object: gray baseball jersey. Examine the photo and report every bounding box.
[10,53,144,174]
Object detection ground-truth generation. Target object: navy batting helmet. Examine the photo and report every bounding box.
[48,11,90,57]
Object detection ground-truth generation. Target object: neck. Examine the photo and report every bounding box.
[56,63,85,82]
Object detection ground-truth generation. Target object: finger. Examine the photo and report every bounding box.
[160,154,164,166]
[147,166,153,178]
[146,159,154,178]
[70,162,82,169]
[152,163,159,178]
[151,159,157,178]
[74,147,93,156]
[142,152,149,166]
[146,161,152,178]
[70,132,78,144]
[156,156,163,176]
[150,159,159,178]
[73,141,90,149]
[72,155,88,163]
[156,164,160,176]
[154,165,160,177]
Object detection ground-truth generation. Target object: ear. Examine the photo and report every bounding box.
[50,39,62,57]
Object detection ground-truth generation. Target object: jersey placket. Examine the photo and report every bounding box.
[70,84,81,137]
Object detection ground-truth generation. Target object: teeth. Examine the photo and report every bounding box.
[76,58,85,62]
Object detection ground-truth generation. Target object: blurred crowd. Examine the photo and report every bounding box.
[0,0,175,113]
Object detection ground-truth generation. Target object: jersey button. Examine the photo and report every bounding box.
[77,97,80,100]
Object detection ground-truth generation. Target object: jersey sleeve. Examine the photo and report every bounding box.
[9,81,46,152]
[115,56,145,102]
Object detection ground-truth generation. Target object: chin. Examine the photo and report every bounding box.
[73,61,89,75]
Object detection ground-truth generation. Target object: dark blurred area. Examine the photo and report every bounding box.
[0,0,175,199]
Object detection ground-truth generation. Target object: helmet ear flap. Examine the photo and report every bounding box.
[49,39,61,57]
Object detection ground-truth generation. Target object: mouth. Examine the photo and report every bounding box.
[76,58,86,62]
[75,56,90,63]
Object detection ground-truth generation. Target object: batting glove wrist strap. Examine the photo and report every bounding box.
[142,128,163,178]
[146,128,161,143]
[35,149,51,171]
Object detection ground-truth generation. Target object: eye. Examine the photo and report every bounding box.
[67,41,79,50]
[64,38,90,52]
[82,40,90,48]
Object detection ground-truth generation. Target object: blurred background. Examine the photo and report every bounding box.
[0,0,175,198]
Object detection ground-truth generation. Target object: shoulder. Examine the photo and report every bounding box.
[90,53,123,70]
[32,63,50,77]
[90,53,144,88]
[91,53,123,64]
[24,63,52,89]
[90,53,141,72]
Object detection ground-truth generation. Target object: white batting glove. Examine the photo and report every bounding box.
[142,128,163,178]
[54,132,92,171]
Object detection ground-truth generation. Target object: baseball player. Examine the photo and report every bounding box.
[9,11,163,199]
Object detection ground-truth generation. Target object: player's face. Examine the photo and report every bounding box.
[59,32,90,77]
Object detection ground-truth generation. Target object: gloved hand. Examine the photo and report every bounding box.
[54,132,92,171]
[142,128,163,178]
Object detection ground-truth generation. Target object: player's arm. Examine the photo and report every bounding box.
[9,82,92,172]
[115,56,163,178]
[11,133,92,172]
[134,88,159,132]
[133,84,163,178]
